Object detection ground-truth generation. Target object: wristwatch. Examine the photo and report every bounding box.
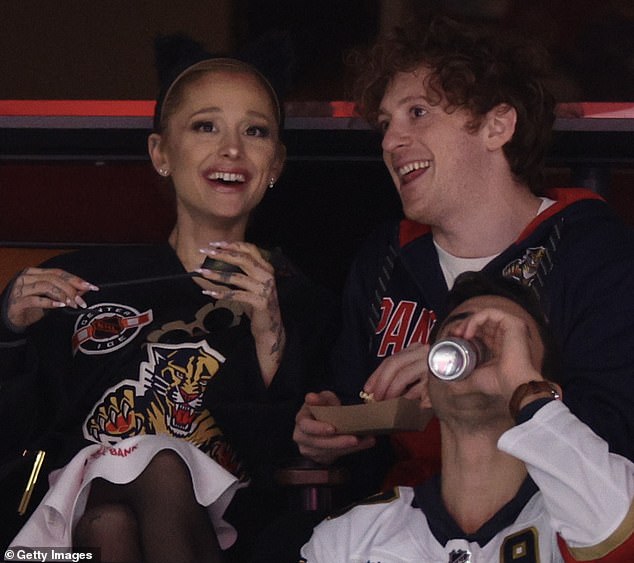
[509,380,562,421]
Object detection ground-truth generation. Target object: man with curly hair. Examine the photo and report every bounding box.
[294,15,634,500]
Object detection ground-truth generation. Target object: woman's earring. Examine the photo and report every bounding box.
[268,178,275,189]
[158,168,169,177]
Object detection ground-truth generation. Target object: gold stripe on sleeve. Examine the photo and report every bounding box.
[566,500,634,561]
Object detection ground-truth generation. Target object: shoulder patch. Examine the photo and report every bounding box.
[326,487,401,520]
[500,527,539,562]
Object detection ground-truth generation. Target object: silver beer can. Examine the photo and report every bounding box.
[427,337,488,381]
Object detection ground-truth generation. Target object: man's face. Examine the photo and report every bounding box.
[427,294,545,428]
[378,66,490,227]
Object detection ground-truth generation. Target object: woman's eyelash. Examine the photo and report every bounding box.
[190,122,271,137]
[192,120,215,132]
[246,125,271,137]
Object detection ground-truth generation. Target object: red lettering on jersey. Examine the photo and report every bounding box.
[376,298,436,357]
[377,300,417,357]
[375,298,394,334]
[108,445,138,458]
[409,308,437,345]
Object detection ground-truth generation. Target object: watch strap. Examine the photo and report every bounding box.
[509,380,561,421]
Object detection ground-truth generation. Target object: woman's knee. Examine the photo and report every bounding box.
[145,449,190,477]
[73,502,138,546]
[135,449,196,500]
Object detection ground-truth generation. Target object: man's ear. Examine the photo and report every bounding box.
[484,104,517,151]
[148,133,169,173]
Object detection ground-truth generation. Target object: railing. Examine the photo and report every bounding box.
[1,100,633,196]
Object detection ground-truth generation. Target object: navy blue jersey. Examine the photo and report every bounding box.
[0,243,336,490]
[329,188,634,492]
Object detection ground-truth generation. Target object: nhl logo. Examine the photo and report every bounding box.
[448,549,471,563]
[72,302,153,355]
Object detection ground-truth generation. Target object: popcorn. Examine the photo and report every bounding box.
[359,390,375,403]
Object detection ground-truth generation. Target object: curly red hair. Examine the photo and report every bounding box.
[351,16,556,193]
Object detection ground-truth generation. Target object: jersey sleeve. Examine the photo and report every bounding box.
[498,400,634,561]
[299,535,338,563]
[0,279,69,458]
[0,278,30,380]
[546,209,634,462]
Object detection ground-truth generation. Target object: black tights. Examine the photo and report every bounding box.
[73,450,225,563]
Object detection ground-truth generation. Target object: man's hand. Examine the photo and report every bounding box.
[293,391,376,465]
[446,306,544,401]
[362,342,430,402]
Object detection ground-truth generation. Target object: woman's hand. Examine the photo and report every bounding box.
[4,267,98,330]
[198,242,285,385]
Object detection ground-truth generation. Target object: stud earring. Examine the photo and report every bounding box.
[268,178,275,189]
[158,168,169,177]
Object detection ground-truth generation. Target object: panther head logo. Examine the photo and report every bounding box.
[147,342,224,437]
[503,247,547,287]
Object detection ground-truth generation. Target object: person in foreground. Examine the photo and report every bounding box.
[294,14,634,495]
[1,37,334,562]
[300,272,634,562]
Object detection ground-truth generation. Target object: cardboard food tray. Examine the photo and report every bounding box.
[309,397,433,435]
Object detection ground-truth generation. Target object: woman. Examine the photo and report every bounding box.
[1,42,334,562]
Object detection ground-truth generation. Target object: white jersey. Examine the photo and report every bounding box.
[301,401,634,562]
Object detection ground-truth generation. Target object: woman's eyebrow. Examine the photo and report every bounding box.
[190,106,221,116]
[188,108,272,120]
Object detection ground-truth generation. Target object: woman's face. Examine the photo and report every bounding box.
[149,69,284,230]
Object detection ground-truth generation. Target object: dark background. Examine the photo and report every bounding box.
[2,0,633,102]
